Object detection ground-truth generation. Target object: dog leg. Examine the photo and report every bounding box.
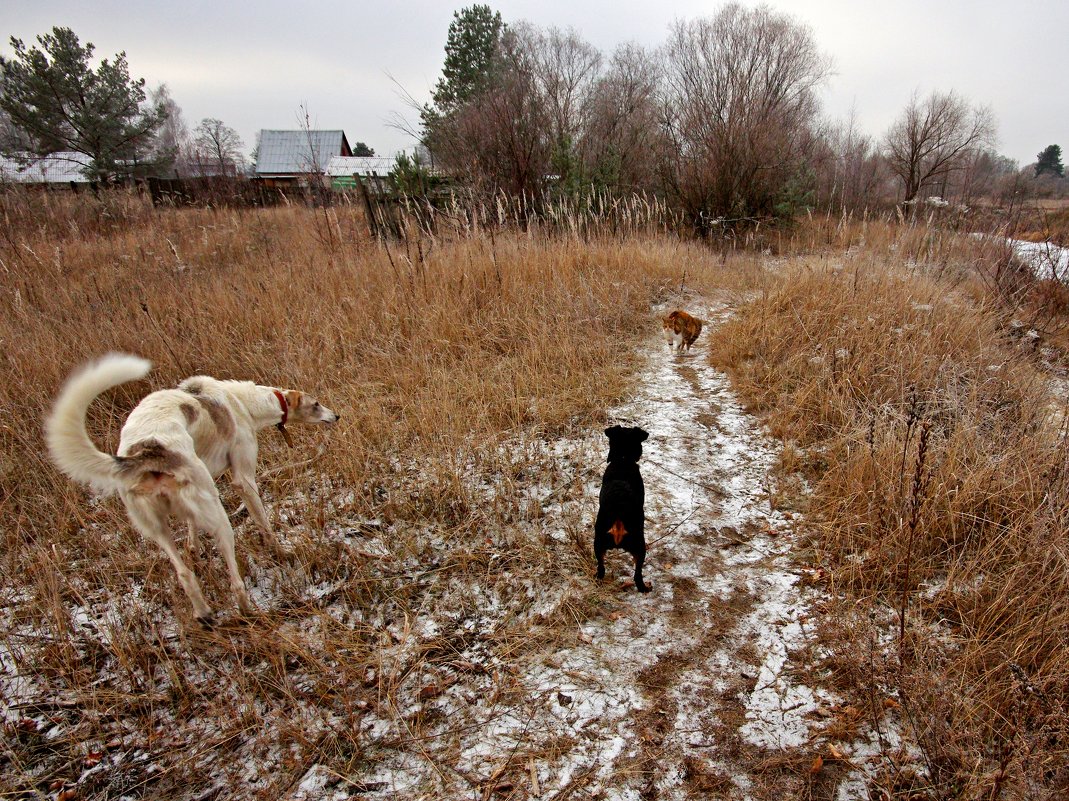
[186,478,255,615]
[633,545,651,593]
[231,469,289,559]
[594,541,607,580]
[126,499,214,623]
[183,519,198,556]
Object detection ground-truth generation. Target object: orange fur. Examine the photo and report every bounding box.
[662,309,703,352]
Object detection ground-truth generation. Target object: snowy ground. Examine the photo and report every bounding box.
[337,302,853,800]
[1010,238,1069,280]
[3,302,898,800]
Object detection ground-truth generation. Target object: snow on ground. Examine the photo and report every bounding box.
[3,300,886,800]
[1010,238,1069,280]
[348,301,845,799]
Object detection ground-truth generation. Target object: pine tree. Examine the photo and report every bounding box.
[1035,144,1065,178]
[430,5,505,114]
[0,27,162,179]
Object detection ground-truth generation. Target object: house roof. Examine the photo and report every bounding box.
[254,130,351,175]
[325,156,396,177]
[0,152,93,183]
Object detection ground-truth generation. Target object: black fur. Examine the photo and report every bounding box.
[594,425,651,593]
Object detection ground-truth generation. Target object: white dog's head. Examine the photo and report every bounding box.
[282,390,340,425]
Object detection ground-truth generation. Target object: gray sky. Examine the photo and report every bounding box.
[2,0,1065,167]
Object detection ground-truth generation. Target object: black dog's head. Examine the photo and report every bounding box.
[604,425,649,463]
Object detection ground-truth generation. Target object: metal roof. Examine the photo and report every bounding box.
[254,130,351,175]
[325,156,396,177]
[0,152,93,183]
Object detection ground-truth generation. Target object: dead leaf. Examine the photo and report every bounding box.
[84,751,104,767]
[883,698,900,710]
[418,684,442,701]
[840,705,862,721]
[809,755,824,774]
[828,744,846,760]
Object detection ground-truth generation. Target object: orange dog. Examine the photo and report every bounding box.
[662,310,703,353]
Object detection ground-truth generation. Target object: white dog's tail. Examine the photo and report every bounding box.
[45,353,152,494]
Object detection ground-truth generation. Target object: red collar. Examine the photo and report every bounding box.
[272,390,293,446]
[272,389,289,425]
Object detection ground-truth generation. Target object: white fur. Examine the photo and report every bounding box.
[46,353,338,623]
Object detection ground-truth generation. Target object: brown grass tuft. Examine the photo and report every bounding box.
[711,231,1069,797]
[0,187,761,798]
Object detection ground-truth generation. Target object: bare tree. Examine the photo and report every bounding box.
[659,4,830,229]
[958,149,1017,206]
[191,117,245,176]
[428,25,552,196]
[883,90,996,204]
[582,42,664,192]
[147,83,189,175]
[816,109,893,210]
[526,25,603,185]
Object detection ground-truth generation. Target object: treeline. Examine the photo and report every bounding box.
[421,4,1066,230]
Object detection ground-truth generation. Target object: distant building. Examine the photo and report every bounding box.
[325,156,396,190]
[183,152,242,178]
[253,130,352,186]
[0,152,93,185]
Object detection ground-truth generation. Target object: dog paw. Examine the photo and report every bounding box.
[195,612,217,630]
[236,591,257,616]
[637,583,653,593]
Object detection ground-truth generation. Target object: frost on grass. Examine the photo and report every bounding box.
[2,302,859,800]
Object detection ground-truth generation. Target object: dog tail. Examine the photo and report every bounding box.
[45,353,152,495]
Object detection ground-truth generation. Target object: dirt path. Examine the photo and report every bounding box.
[513,302,832,800]
[340,302,838,801]
[1,302,845,800]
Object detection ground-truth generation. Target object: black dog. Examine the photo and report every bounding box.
[594,425,651,593]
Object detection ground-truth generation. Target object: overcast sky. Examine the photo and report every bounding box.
[2,0,1065,167]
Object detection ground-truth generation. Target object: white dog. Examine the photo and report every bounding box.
[45,354,339,625]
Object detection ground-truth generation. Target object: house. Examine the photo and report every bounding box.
[253,130,352,186]
[0,152,93,185]
[325,156,397,190]
[182,153,242,178]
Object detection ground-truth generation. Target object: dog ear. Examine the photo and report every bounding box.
[637,428,650,442]
[284,390,303,410]
[604,426,619,439]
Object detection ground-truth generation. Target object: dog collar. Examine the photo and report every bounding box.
[272,390,293,447]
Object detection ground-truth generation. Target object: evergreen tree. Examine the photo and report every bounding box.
[0,27,163,180]
[352,141,375,156]
[429,5,505,115]
[1035,144,1064,178]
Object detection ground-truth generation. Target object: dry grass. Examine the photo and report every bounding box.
[0,187,762,798]
[8,188,1067,799]
[710,218,1069,798]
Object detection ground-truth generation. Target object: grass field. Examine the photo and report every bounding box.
[1,188,1066,799]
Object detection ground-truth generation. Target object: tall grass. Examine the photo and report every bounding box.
[710,220,1069,797]
[0,188,759,798]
